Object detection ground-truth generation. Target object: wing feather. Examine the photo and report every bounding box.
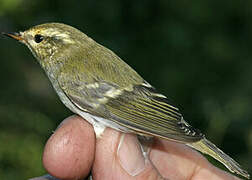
[105,85,204,142]
[60,79,204,143]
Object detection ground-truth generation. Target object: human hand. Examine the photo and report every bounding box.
[30,115,240,180]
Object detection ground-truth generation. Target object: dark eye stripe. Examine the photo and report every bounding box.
[34,34,44,43]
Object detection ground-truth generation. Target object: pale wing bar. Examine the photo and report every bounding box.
[106,85,204,142]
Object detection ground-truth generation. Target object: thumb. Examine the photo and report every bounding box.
[92,128,162,180]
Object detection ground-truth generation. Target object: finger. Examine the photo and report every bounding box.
[92,128,162,180]
[150,139,240,180]
[43,115,95,180]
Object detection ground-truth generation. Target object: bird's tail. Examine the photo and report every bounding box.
[187,138,250,179]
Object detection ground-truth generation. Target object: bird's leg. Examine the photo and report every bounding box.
[137,135,170,180]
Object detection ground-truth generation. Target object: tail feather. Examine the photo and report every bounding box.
[188,138,250,179]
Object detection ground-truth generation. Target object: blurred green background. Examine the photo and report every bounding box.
[0,0,251,179]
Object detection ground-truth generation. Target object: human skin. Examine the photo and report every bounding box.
[30,115,240,180]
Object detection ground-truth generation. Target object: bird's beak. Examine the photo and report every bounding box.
[2,32,25,42]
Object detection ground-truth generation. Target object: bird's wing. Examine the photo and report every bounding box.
[61,80,204,143]
[103,84,204,143]
[60,80,120,115]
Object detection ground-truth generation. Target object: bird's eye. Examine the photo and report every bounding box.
[34,34,44,43]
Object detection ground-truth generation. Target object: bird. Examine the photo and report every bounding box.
[3,22,250,179]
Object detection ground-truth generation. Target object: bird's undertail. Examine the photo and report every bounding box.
[187,138,250,179]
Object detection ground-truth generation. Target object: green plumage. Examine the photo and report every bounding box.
[4,22,250,179]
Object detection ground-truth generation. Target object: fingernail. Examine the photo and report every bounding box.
[117,134,146,176]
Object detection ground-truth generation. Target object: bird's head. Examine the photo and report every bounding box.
[3,23,93,68]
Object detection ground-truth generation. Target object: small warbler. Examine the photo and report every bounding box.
[3,23,250,179]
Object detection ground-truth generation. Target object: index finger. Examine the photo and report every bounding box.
[150,139,240,180]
